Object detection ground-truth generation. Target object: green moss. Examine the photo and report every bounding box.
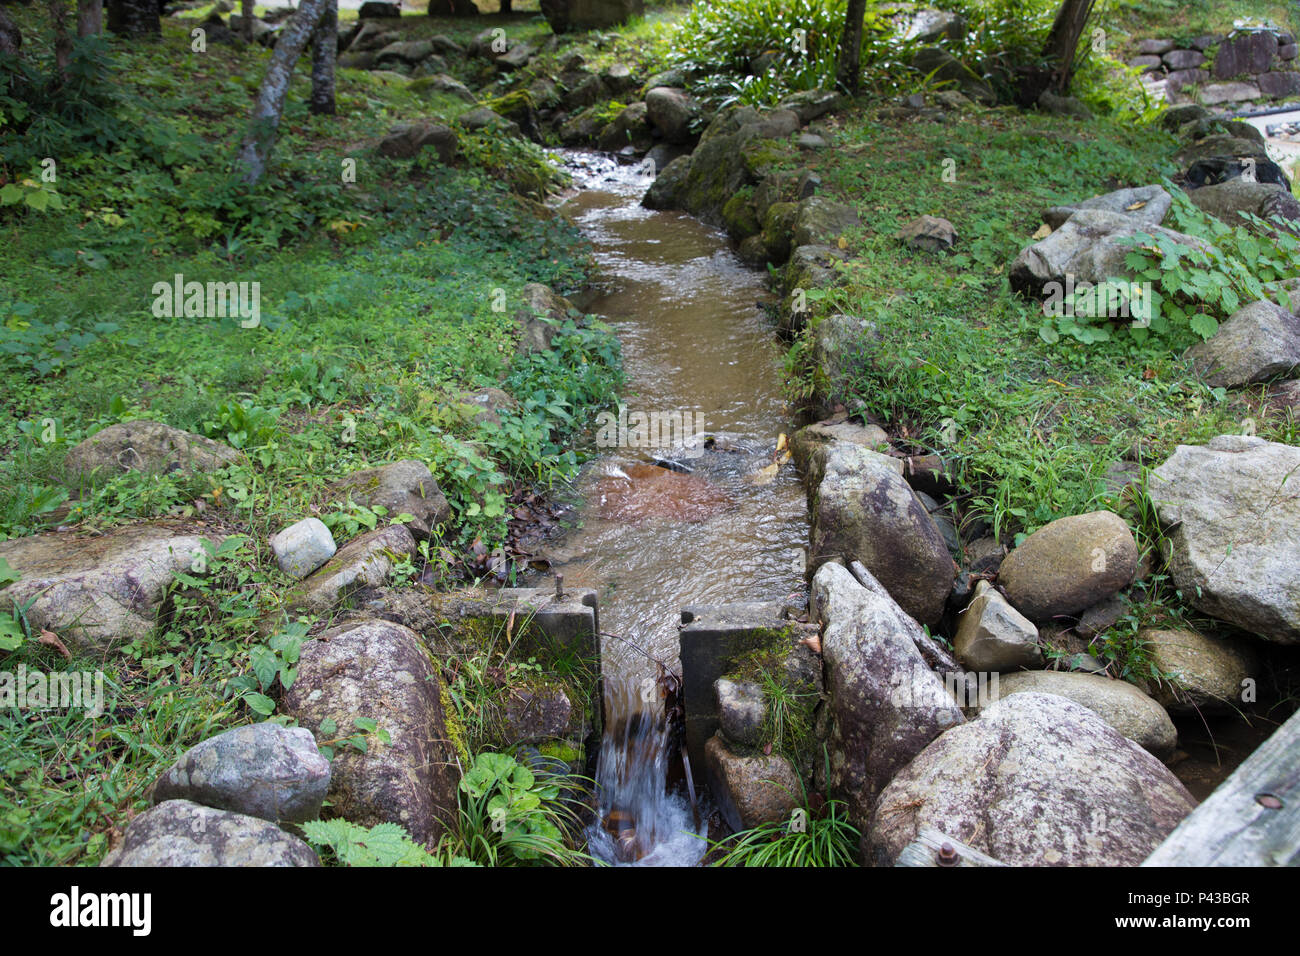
[439,678,471,766]
[722,188,760,240]
[537,739,584,764]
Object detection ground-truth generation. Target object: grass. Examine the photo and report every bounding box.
[0,9,621,865]
[710,795,860,866]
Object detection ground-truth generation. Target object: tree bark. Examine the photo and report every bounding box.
[0,6,22,55]
[107,0,160,37]
[240,0,253,41]
[235,0,330,185]
[49,0,73,80]
[835,0,867,94]
[309,0,337,116]
[1042,0,1096,92]
[77,0,102,36]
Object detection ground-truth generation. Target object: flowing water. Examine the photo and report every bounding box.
[541,154,808,866]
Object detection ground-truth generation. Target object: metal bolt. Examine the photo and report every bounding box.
[1256,793,1283,810]
[555,573,564,600]
[937,842,959,866]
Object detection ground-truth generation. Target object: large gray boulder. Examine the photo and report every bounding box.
[992,670,1177,757]
[327,460,450,540]
[1009,209,1211,299]
[64,421,240,479]
[1149,436,1300,643]
[378,122,458,163]
[644,86,700,144]
[102,800,318,867]
[814,562,963,828]
[1213,30,1278,78]
[1188,179,1300,230]
[809,443,955,625]
[282,619,459,847]
[869,693,1195,865]
[997,510,1139,622]
[151,723,331,824]
[1041,185,1171,231]
[0,522,222,652]
[1187,300,1300,388]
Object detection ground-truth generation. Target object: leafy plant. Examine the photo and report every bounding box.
[439,751,588,866]
[303,819,476,867]
[711,795,860,867]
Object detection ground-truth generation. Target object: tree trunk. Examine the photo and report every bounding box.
[309,0,337,116]
[235,0,330,185]
[1042,0,1096,92]
[240,0,253,41]
[49,0,73,80]
[835,0,868,94]
[0,6,22,55]
[77,0,102,36]
[107,0,160,37]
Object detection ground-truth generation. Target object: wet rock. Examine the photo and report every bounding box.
[814,562,964,826]
[760,201,798,264]
[1041,184,1171,231]
[1187,179,1300,230]
[269,517,336,579]
[503,684,576,743]
[790,417,889,475]
[1009,210,1211,299]
[810,444,955,625]
[715,678,766,748]
[0,522,221,652]
[869,693,1195,865]
[596,101,652,153]
[102,800,318,867]
[644,86,700,144]
[1187,301,1300,388]
[327,460,450,541]
[896,214,956,252]
[289,524,416,615]
[1213,30,1278,79]
[1149,436,1300,642]
[992,670,1176,757]
[705,733,799,831]
[63,421,240,479]
[282,619,459,846]
[792,196,860,247]
[1140,627,1258,713]
[151,723,330,824]
[997,511,1139,622]
[953,580,1042,672]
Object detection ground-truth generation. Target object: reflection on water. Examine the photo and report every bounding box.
[543,154,807,865]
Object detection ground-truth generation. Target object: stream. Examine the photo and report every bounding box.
[540,153,808,866]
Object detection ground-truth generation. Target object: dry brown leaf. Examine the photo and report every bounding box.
[39,629,71,661]
[1031,223,1052,240]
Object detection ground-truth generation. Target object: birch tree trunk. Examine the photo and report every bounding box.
[309,0,337,115]
[235,0,330,185]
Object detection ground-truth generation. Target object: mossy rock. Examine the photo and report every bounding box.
[761,201,798,263]
[721,189,760,240]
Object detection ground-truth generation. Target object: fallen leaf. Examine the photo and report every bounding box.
[39,630,71,661]
[749,462,780,485]
[1125,200,1147,211]
[837,235,848,249]
[1031,223,1052,240]
[775,432,788,454]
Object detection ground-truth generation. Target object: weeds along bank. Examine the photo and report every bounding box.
[0,9,623,865]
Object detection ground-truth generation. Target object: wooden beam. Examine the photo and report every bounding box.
[1143,708,1300,866]
[895,826,1007,867]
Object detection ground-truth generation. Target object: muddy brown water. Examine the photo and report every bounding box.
[537,153,808,865]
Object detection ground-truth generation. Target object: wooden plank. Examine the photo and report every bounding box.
[895,826,1007,867]
[1143,707,1300,866]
